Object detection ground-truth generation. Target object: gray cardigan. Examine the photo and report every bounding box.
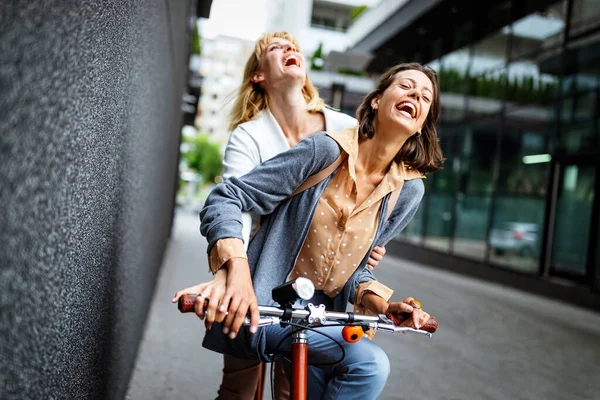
[199,132,424,361]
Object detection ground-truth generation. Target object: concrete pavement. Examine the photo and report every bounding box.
[126,209,600,400]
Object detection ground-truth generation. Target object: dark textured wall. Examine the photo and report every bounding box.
[0,1,193,398]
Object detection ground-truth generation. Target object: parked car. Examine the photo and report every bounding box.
[489,222,539,257]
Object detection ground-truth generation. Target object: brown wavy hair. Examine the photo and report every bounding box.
[356,62,444,173]
[228,32,325,131]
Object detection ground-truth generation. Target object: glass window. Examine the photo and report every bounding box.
[423,131,460,253]
[488,107,553,272]
[551,165,595,276]
[452,120,497,261]
[560,121,596,155]
[510,1,566,60]
[423,176,454,253]
[563,33,600,94]
[438,47,471,121]
[473,0,511,64]
[426,37,444,72]
[472,30,508,74]
[595,212,600,291]
[437,15,474,122]
[505,57,559,110]
[466,68,507,117]
[462,0,511,117]
[310,2,352,32]
[497,131,550,196]
[561,91,596,122]
[569,0,600,38]
[559,81,597,154]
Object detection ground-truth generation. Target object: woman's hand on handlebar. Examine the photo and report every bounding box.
[171,268,228,331]
[219,258,260,339]
[387,297,430,330]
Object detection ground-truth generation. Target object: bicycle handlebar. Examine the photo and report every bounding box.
[178,294,437,337]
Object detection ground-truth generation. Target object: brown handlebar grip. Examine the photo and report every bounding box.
[421,316,438,333]
[385,312,438,333]
[178,294,205,313]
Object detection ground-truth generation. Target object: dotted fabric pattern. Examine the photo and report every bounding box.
[0,1,192,398]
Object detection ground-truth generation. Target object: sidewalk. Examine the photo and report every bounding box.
[126,209,600,400]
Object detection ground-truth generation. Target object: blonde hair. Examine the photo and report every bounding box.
[228,31,325,131]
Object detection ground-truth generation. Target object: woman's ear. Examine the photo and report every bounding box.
[251,72,264,83]
[370,96,380,110]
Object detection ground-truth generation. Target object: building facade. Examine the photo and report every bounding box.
[266,0,379,114]
[349,0,600,308]
[195,35,255,144]
[266,0,379,55]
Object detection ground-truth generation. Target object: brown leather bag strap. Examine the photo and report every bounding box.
[385,187,401,221]
[289,154,345,198]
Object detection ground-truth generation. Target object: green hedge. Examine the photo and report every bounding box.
[438,67,557,104]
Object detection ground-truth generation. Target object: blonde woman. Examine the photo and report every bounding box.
[210,32,385,399]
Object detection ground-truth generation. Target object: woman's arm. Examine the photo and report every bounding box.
[200,133,339,253]
[199,133,340,338]
[222,127,261,180]
[222,127,262,247]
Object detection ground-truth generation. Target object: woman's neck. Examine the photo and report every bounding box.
[267,88,322,144]
[356,125,408,177]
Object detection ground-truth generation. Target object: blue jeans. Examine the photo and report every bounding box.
[263,294,390,399]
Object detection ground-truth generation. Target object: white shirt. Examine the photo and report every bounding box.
[222,107,358,247]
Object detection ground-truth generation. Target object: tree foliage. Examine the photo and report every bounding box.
[182,133,222,184]
[349,6,367,21]
[310,42,324,71]
[191,20,201,55]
